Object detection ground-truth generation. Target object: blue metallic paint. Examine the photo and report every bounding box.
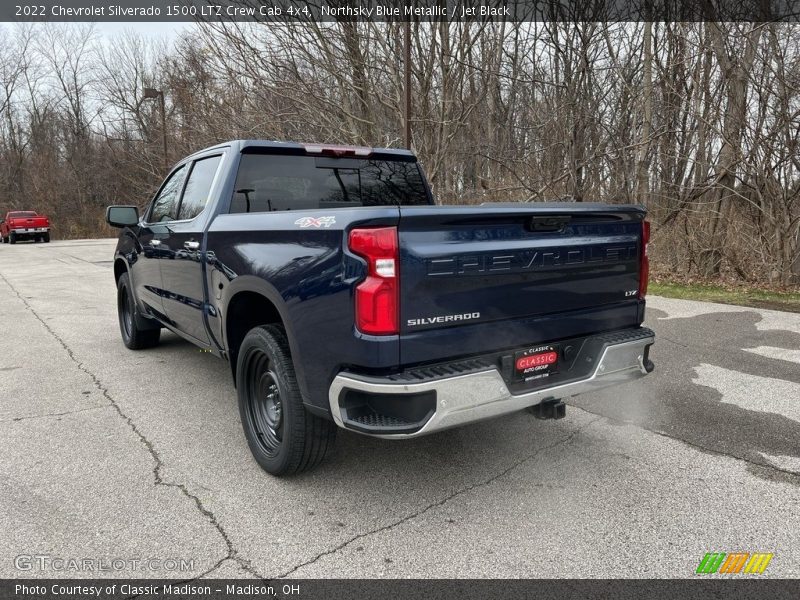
[112,140,648,416]
[205,207,400,406]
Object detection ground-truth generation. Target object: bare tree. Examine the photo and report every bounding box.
[0,21,797,283]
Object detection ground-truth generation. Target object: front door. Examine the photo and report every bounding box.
[134,164,187,322]
[158,154,223,346]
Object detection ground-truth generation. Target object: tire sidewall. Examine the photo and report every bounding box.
[236,326,302,475]
[117,273,135,347]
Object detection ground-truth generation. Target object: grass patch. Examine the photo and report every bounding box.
[650,280,800,313]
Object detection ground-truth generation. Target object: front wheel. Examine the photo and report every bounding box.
[117,272,160,349]
[237,325,336,476]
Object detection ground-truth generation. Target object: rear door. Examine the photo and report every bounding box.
[158,153,224,345]
[397,204,645,364]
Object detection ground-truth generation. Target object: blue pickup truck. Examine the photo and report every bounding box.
[106,140,655,475]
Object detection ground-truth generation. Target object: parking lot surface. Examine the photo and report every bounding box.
[1,239,798,578]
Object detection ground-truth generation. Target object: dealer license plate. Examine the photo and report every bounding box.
[514,345,558,381]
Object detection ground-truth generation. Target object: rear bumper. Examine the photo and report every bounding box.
[329,328,654,438]
[11,227,48,233]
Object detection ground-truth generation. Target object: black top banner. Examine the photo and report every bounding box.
[5,0,800,22]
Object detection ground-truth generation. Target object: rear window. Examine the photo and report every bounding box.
[230,154,429,213]
[9,211,37,218]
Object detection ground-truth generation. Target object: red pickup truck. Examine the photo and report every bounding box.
[1,211,51,243]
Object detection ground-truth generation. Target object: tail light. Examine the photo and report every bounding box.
[639,220,650,299]
[348,227,398,335]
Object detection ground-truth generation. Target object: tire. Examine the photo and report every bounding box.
[117,272,160,349]
[237,324,336,476]
[9,233,16,244]
[43,233,50,243]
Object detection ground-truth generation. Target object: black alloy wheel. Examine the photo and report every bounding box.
[236,324,336,475]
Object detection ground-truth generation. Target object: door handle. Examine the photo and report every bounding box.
[184,241,200,251]
[149,239,161,247]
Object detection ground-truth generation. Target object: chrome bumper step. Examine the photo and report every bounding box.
[329,328,655,438]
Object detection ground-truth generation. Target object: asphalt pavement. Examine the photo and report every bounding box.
[0,239,798,579]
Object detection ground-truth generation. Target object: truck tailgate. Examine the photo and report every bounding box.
[11,217,48,228]
[397,203,646,364]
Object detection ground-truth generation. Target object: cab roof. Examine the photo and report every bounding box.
[189,140,416,161]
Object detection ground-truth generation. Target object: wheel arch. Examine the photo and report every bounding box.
[113,257,128,284]
[222,279,300,388]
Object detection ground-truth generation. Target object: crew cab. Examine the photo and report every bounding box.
[106,140,655,475]
[1,211,51,243]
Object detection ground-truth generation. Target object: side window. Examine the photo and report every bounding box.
[148,165,186,223]
[178,155,222,221]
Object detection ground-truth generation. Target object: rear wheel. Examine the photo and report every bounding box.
[117,272,160,349]
[9,233,16,244]
[43,233,50,242]
[237,324,336,476]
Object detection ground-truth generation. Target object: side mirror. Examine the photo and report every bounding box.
[106,205,139,228]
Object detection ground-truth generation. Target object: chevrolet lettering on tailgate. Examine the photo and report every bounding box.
[426,244,638,276]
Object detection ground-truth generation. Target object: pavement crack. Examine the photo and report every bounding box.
[659,335,689,348]
[272,416,601,579]
[2,405,110,423]
[648,429,800,480]
[571,404,800,481]
[0,271,263,578]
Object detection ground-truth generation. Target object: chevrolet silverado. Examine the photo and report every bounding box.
[106,140,655,475]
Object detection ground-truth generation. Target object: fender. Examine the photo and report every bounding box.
[218,275,297,350]
[216,274,312,398]
[113,248,160,332]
